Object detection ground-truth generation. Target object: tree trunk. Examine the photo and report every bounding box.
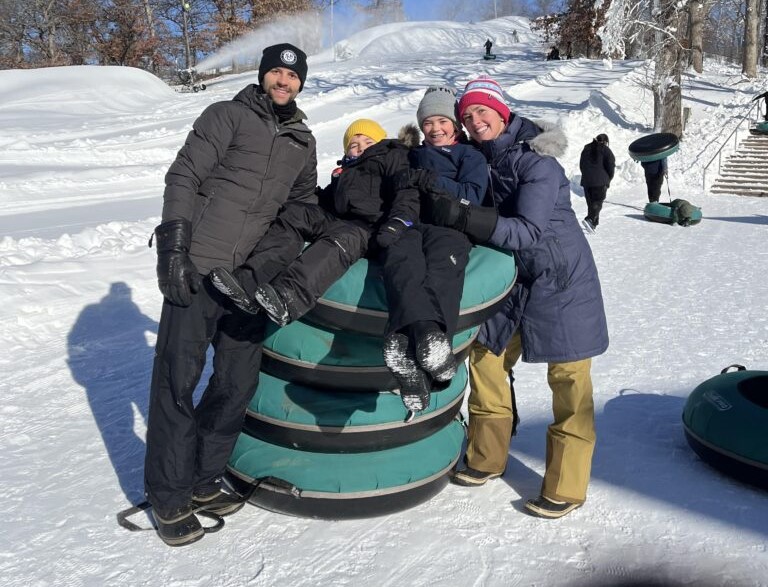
[743,0,759,77]
[688,1,704,73]
[653,0,684,136]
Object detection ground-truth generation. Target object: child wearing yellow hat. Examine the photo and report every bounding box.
[209,118,419,332]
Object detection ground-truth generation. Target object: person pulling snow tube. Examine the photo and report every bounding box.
[643,200,702,226]
[244,365,467,453]
[306,246,516,337]
[682,365,768,490]
[226,418,465,519]
[260,319,477,392]
[628,132,679,162]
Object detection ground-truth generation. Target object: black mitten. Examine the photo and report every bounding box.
[154,219,201,306]
[409,168,438,192]
[376,217,413,249]
[426,194,498,244]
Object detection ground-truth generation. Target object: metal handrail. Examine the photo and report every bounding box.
[702,100,760,191]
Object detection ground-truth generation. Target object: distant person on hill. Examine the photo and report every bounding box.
[145,43,316,547]
[546,46,560,60]
[209,119,419,333]
[640,157,667,203]
[579,133,615,230]
[429,76,608,519]
[380,86,489,412]
[485,39,493,56]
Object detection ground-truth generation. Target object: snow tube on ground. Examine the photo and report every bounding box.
[628,132,680,162]
[260,319,477,391]
[749,121,768,135]
[483,54,497,60]
[245,365,467,452]
[226,418,465,519]
[682,365,768,490]
[643,201,702,225]
[307,246,516,336]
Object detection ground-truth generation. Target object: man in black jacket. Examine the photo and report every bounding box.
[144,43,317,546]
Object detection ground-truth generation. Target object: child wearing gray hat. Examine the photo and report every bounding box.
[381,85,489,413]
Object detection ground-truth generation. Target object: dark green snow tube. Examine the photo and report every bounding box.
[682,366,768,490]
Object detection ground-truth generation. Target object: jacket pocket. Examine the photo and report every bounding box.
[190,192,211,232]
[547,237,569,291]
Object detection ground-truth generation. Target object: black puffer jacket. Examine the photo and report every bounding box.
[579,141,615,188]
[162,84,317,273]
[318,139,419,229]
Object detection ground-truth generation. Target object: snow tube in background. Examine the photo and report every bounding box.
[245,365,467,453]
[307,246,517,336]
[226,418,465,519]
[628,132,680,162]
[682,365,768,490]
[643,201,702,226]
[260,319,477,391]
[749,121,768,135]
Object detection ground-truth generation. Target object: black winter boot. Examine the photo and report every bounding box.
[253,284,291,326]
[192,488,246,517]
[412,321,457,382]
[153,504,204,547]
[383,332,431,412]
[209,267,261,314]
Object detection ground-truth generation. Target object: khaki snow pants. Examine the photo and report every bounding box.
[466,332,596,503]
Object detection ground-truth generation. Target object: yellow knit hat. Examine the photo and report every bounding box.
[342,119,387,152]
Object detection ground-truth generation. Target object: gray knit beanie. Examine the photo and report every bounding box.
[416,86,458,129]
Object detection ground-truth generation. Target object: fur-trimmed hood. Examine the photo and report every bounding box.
[526,118,567,159]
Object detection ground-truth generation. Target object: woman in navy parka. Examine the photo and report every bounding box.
[426,76,608,519]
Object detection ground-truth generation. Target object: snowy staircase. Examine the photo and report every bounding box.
[710,134,768,197]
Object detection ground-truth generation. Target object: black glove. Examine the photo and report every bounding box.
[153,219,201,306]
[376,217,413,249]
[409,168,438,192]
[428,194,498,244]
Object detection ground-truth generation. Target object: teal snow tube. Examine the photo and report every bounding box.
[682,366,768,490]
[245,364,467,452]
[307,245,516,336]
[227,418,465,519]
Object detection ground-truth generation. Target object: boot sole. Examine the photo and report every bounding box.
[451,470,502,486]
[193,500,245,517]
[159,526,205,547]
[524,500,581,519]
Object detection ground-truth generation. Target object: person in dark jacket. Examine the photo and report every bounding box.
[484,39,493,56]
[209,118,419,331]
[381,86,488,412]
[579,133,615,230]
[144,43,317,547]
[641,157,667,203]
[427,76,608,519]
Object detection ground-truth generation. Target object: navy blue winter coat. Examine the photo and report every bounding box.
[409,141,488,206]
[476,115,609,363]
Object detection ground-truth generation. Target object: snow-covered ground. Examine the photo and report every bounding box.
[1,16,767,587]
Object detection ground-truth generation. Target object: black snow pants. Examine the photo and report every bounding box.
[645,172,664,202]
[238,201,372,321]
[584,185,607,225]
[144,278,266,515]
[381,224,471,337]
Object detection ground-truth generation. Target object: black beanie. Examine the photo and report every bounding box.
[258,43,308,91]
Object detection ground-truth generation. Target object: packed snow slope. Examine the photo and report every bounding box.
[1,16,767,587]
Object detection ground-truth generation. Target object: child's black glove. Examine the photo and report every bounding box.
[376,217,413,249]
[427,194,498,244]
[409,169,438,192]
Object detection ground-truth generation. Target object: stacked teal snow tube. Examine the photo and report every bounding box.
[227,246,517,518]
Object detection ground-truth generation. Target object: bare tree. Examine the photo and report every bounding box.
[688,0,705,72]
[743,0,760,76]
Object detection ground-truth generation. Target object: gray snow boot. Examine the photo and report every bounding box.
[383,332,431,412]
[413,322,457,382]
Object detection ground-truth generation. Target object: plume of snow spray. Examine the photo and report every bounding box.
[194,12,323,73]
